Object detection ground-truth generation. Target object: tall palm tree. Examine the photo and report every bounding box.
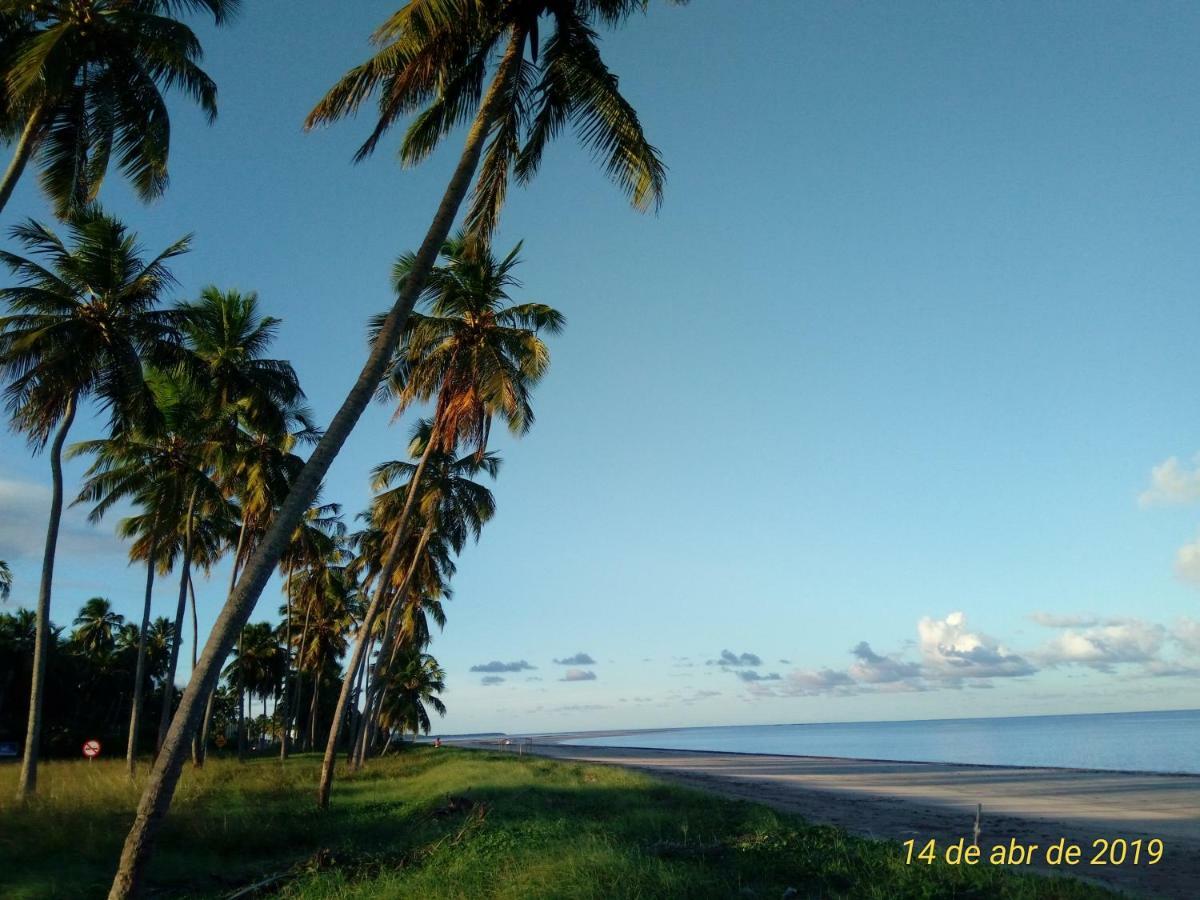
[0,0,240,216]
[0,560,11,601]
[110,4,675,890]
[72,369,235,773]
[0,210,186,800]
[71,596,123,657]
[173,286,309,764]
[317,235,559,804]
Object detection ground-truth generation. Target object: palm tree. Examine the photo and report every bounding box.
[173,286,309,764]
[220,621,281,749]
[0,0,240,216]
[110,3,674,889]
[347,425,496,770]
[277,500,344,760]
[375,651,446,745]
[0,560,10,601]
[318,235,559,804]
[288,553,354,750]
[0,210,187,800]
[177,288,307,439]
[71,596,123,657]
[72,369,235,773]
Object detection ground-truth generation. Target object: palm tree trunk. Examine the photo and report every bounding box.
[347,636,374,768]
[198,688,216,762]
[16,395,77,799]
[106,25,530,896]
[293,604,312,748]
[127,543,158,778]
[308,663,322,749]
[0,101,48,217]
[196,522,248,766]
[156,490,196,753]
[236,629,246,760]
[279,570,293,761]
[188,576,202,766]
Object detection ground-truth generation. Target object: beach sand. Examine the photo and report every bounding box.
[484,739,1200,898]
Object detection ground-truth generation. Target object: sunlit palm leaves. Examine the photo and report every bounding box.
[305,0,669,243]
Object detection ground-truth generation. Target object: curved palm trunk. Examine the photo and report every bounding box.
[0,101,48,217]
[187,576,202,766]
[16,395,77,800]
[156,491,196,753]
[107,26,529,897]
[127,543,158,778]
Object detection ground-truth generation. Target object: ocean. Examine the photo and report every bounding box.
[566,708,1200,774]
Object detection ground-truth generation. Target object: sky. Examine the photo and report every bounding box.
[2,1,1200,735]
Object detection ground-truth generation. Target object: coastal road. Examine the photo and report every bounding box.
[512,742,1200,898]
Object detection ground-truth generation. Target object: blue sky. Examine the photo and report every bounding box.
[2,1,1199,734]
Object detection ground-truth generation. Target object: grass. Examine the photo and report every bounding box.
[0,747,1112,899]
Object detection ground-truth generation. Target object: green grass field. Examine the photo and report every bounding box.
[0,747,1111,899]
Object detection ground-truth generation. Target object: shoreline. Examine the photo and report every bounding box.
[469,740,1200,898]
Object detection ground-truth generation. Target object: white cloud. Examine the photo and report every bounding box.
[559,669,596,682]
[918,611,1036,680]
[1173,617,1200,656]
[1174,536,1200,585]
[1139,455,1200,507]
[1035,618,1165,672]
[1028,612,1101,628]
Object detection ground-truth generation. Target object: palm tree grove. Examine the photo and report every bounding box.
[1,2,1194,900]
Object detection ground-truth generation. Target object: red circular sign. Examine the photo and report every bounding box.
[82,739,101,758]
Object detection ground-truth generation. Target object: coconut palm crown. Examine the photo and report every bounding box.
[305,0,673,242]
[0,0,241,216]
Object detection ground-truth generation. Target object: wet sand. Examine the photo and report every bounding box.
[489,740,1200,898]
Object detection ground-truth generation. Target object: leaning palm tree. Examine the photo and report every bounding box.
[0,0,240,216]
[110,3,676,890]
[0,560,10,601]
[0,210,186,800]
[71,596,124,658]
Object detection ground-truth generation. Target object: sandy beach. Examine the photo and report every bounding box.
[490,739,1200,898]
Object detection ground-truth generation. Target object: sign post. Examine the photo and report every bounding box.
[82,739,101,761]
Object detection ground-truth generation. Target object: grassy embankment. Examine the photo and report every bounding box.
[0,746,1110,898]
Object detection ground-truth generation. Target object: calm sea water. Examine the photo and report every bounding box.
[567,709,1200,774]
